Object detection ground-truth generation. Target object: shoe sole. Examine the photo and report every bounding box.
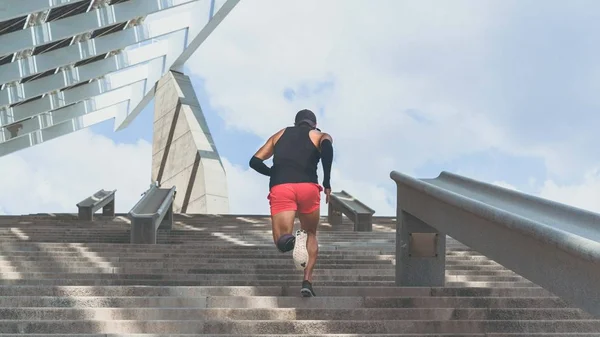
[300,288,315,297]
[292,229,309,270]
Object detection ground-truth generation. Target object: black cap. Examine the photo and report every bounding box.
[294,109,317,128]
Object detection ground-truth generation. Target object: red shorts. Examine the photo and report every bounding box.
[267,183,323,216]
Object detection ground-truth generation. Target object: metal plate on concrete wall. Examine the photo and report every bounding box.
[409,232,438,257]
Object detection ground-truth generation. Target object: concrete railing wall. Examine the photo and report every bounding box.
[328,190,375,231]
[390,170,600,317]
[76,189,116,221]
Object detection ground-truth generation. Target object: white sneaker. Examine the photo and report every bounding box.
[292,229,309,270]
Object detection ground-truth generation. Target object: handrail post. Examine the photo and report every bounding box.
[130,215,159,245]
[327,201,343,228]
[354,212,373,232]
[102,196,115,217]
[78,207,93,222]
[394,181,446,286]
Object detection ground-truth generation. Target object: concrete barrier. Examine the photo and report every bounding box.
[129,183,175,244]
[76,189,116,221]
[390,170,600,317]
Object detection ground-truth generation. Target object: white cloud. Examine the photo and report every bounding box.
[185,0,600,211]
[492,181,519,191]
[539,168,600,213]
[183,0,513,215]
[0,129,152,215]
[221,157,270,215]
[189,1,505,172]
[0,125,596,219]
[464,175,600,215]
[0,125,394,216]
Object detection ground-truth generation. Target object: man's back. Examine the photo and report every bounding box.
[270,126,321,189]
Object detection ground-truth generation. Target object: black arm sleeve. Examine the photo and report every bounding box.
[249,156,271,177]
[320,139,333,189]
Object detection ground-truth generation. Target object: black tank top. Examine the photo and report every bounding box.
[269,126,321,189]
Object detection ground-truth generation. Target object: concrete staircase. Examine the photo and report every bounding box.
[0,213,598,336]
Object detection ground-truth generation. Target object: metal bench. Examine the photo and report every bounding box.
[76,189,116,221]
[129,182,176,244]
[328,190,376,231]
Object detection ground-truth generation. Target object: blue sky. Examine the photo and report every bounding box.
[1,0,599,216]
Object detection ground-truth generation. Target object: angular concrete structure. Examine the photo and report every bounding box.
[151,71,229,214]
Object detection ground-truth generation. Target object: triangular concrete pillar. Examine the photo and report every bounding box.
[151,71,229,214]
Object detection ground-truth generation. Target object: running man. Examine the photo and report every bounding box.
[249,109,333,297]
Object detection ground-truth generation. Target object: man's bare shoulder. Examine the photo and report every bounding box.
[309,129,333,145]
[321,132,333,143]
[315,130,333,143]
[271,127,287,144]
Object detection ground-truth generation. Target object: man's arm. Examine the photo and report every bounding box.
[248,129,283,177]
[319,133,333,189]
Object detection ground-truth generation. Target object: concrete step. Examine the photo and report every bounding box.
[0,286,554,297]
[0,259,504,269]
[0,251,495,261]
[0,230,394,235]
[0,333,492,337]
[0,247,482,254]
[0,332,598,337]
[0,272,529,283]
[0,307,591,320]
[1,319,600,334]
[0,261,509,271]
[0,258,501,268]
[0,249,396,256]
[0,214,595,335]
[0,256,495,266]
[0,296,571,309]
[0,267,522,277]
[0,259,395,266]
[0,238,454,245]
[0,279,536,287]
[0,334,597,337]
[2,229,390,235]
